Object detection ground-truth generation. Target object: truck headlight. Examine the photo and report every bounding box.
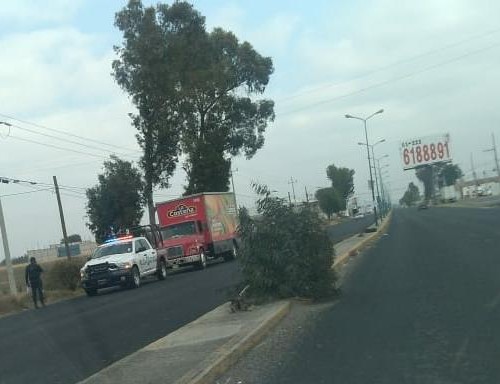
[116,262,132,270]
[80,268,88,279]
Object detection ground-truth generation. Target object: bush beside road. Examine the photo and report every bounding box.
[0,256,87,316]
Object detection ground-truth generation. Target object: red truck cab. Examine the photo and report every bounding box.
[156,193,239,269]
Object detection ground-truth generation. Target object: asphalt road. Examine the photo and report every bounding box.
[0,213,371,384]
[0,261,241,384]
[327,213,375,243]
[222,207,500,384]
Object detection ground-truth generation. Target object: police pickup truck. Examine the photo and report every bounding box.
[80,234,168,296]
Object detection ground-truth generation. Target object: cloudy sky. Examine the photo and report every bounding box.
[0,0,499,259]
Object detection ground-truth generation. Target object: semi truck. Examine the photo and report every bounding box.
[155,192,239,269]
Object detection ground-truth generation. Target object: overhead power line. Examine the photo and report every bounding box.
[8,122,136,158]
[0,188,53,198]
[279,41,500,117]
[7,134,111,159]
[0,112,140,153]
[278,27,500,104]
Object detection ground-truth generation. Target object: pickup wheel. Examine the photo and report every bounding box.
[85,288,97,297]
[129,266,141,289]
[196,251,207,270]
[157,259,167,280]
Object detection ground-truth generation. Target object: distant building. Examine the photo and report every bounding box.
[457,176,500,199]
[25,240,97,262]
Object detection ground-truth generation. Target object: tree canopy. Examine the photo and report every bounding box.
[326,164,355,210]
[113,0,274,204]
[86,156,144,243]
[315,187,342,219]
[416,163,463,199]
[61,234,82,244]
[399,182,420,207]
[439,163,463,187]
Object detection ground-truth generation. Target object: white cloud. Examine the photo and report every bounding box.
[0,0,82,25]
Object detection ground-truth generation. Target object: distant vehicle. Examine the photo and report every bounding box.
[417,202,429,210]
[80,235,166,296]
[440,185,459,203]
[354,213,365,219]
[156,192,240,269]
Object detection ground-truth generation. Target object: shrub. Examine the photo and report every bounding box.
[45,259,85,291]
[238,184,337,300]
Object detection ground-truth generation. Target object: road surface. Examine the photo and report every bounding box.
[219,207,500,383]
[0,262,241,384]
[0,211,370,384]
[327,213,375,243]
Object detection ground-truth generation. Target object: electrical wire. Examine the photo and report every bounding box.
[0,112,140,153]
[0,188,53,198]
[7,134,110,159]
[277,27,500,104]
[9,122,137,159]
[279,41,500,117]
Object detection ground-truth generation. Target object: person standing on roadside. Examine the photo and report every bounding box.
[25,257,45,308]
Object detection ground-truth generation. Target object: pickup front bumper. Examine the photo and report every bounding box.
[81,269,133,290]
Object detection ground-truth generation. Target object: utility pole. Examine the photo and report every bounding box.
[288,177,297,203]
[230,168,238,211]
[53,176,70,259]
[288,192,292,205]
[304,186,309,203]
[0,191,17,295]
[484,133,500,181]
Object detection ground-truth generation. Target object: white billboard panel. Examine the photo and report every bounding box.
[401,133,452,170]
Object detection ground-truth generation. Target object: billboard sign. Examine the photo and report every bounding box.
[401,133,451,170]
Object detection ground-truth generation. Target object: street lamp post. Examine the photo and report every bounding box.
[358,139,385,218]
[376,157,389,216]
[347,109,384,226]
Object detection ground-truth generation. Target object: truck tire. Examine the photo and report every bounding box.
[85,288,97,297]
[157,259,167,280]
[223,243,238,262]
[129,266,141,288]
[196,251,207,270]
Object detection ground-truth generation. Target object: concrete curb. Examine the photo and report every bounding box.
[333,211,392,269]
[176,300,291,384]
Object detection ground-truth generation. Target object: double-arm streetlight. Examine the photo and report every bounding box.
[376,156,389,216]
[358,138,385,213]
[346,109,384,226]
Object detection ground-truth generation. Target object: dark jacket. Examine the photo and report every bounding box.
[25,263,43,286]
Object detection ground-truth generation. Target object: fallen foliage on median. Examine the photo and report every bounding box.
[237,183,338,302]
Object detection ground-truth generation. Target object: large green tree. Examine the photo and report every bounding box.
[415,165,434,200]
[315,187,342,220]
[416,163,463,199]
[326,164,355,210]
[86,156,144,243]
[113,0,186,224]
[439,163,463,187]
[113,0,275,202]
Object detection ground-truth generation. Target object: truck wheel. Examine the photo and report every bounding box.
[130,266,141,288]
[223,243,238,262]
[85,288,97,297]
[157,260,167,280]
[197,251,207,270]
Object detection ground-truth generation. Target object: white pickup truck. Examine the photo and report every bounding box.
[80,235,167,296]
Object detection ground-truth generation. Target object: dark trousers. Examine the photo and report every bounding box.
[30,281,45,307]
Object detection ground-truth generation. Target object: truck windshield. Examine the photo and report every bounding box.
[92,242,133,258]
[161,222,197,239]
